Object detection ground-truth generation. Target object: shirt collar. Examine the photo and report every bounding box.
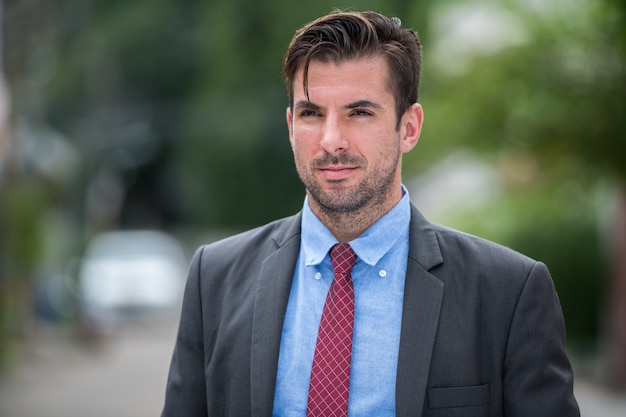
[301,185,411,267]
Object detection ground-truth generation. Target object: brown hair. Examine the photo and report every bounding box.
[282,10,422,125]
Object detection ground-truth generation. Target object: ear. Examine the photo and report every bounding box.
[399,103,423,154]
[286,106,295,150]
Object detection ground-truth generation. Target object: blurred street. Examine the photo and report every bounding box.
[0,318,179,417]
[1,317,625,416]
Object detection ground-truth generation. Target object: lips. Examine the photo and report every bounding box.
[319,165,357,181]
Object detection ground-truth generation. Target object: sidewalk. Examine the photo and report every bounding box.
[575,377,626,417]
[0,320,177,417]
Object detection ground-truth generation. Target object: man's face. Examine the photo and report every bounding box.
[287,55,423,216]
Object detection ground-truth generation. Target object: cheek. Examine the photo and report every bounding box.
[290,138,311,167]
[362,129,400,155]
[372,136,402,168]
[294,124,320,139]
[291,128,320,152]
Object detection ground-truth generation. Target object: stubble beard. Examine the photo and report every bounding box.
[296,149,402,228]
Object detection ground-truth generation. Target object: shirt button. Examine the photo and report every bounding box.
[314,272,322,280]
[379,270,387,278]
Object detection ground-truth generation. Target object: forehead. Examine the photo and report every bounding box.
[292,56,393,102]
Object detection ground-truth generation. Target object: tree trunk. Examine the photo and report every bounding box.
[608,186,626,388]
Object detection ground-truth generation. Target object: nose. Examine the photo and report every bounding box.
[320,115,349,154]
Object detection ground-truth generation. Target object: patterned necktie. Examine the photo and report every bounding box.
[306,243,357,417]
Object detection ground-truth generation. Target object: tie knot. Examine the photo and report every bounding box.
[330,243,357,276]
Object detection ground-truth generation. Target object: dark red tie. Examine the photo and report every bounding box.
[306,243,357,417]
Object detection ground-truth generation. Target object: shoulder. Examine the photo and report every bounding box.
[409,205,548,294]
[410,210,562,329]
[431,223,556,309]
[409,204,537,273]
[433,223,536,270]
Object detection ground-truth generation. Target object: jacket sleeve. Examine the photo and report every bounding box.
[503,261,580,416]
[161,248,208,417]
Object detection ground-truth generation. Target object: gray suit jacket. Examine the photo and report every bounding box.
[162,204,579,416]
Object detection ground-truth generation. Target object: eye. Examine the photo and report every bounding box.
[352,109,373,117]
[300,109,319,117]
[298,109,321,118]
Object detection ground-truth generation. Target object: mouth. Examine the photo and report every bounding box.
[318,165,357,181]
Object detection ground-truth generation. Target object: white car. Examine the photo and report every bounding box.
[78,230,188,330]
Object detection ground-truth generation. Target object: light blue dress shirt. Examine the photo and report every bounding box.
[273,187,411,416]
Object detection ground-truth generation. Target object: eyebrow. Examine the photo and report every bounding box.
[345,100,383,110]
[294,99,383,111]
[294,100,321,111]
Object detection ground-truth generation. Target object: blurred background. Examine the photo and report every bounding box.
[1,0,625,415]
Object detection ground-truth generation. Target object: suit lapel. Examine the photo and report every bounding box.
[396,205,445,416]
[250,214,301,416]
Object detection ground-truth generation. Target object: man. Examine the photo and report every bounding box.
[162,10,580,416]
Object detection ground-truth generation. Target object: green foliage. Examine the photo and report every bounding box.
[408,0,626,180]
[1,182,46,275]
[0,180,47,370]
